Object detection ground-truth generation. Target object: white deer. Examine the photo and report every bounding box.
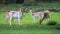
[5,8,23,26]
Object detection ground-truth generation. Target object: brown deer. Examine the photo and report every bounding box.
[40,10,50,24]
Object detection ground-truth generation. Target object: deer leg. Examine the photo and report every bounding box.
[18,15,21,25]
[40,17,45,24]
[46,18,50,22]
[10,17,13,26]
[6,16,9,23]
[45,15,50,23]
[32,17,36,22]
[18,18,20,25]
[40,19,43,24]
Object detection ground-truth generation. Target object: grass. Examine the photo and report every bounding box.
[0,12,60,34]
[0,2,60,34]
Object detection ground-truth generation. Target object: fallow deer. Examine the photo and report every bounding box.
[5,8,23,26]
[40,10,50,24]
[29,9,43,22]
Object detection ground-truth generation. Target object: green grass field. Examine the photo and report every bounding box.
[0,12,60,34]
[0,2,60,34]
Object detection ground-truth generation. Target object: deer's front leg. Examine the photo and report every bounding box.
[18,18,20,25]
[32,16,36,22]
[18,15,21,25]
[10,17,13,26]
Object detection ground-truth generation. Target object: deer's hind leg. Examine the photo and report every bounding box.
[6,16,9,24]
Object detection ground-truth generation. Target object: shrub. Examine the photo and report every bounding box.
[47,21,57,25]
[48,9,60,12]
[56,24,60,30]
[24,0,37,6]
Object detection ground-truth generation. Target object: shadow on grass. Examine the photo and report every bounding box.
[0,23,60,30]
